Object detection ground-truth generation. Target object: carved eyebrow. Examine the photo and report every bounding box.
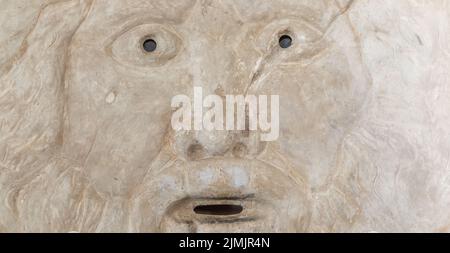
[96,0,196,25]
[226,1,330,31]
[230,2,314,19]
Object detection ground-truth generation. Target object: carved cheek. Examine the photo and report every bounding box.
[63,38,181,196]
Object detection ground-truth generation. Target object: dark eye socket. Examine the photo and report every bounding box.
[143,38,157,52]
[279,35,292,48]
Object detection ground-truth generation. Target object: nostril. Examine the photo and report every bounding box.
[193,204,243,216]
[232,142,248,158]
[186,143,204,160]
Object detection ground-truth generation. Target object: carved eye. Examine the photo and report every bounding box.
[109,24,181,67]
[142,38,157,52]
[279,34,293,48]
[256,20,322,52]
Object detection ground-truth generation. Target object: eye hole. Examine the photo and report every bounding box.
[279,35,293,48]
[143,38,157,52]
[108,24,181,68]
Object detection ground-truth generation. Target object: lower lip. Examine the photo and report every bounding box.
[136,158,308,232]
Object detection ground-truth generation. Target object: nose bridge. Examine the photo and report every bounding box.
[185,39,234,148]
[187,36,237,137]
[170,7,266,160]
[192,44,266,156]
[172,68,263,161]
[192,42,241,94]
[186,3,247,94]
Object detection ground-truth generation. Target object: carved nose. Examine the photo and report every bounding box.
[189,130,234,159]
[172,129,265,161]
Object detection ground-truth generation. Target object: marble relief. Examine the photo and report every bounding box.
[0,0,449,232]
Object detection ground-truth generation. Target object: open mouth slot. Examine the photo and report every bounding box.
[193,204,243,216]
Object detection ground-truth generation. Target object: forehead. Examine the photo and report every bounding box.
[89,0,339,27]
[230,0,339,26]
[89,0,196,23]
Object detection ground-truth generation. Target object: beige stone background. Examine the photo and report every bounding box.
[0,0,449,232]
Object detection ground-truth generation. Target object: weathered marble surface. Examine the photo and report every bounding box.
[0,0,449,232]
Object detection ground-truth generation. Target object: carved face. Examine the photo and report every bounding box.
[61,0,369,232]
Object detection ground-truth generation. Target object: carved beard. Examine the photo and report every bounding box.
[0,0,95,232]
[0,137,366,232]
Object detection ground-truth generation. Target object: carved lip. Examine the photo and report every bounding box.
[156,157,305,218]
[163,194,270,225]
[138,158,307,231]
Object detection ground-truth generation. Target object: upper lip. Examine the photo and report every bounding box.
[136,157,308,230]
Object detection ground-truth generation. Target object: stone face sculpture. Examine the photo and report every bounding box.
[0,0,449,232]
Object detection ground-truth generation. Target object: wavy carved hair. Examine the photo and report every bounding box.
[0,0,96,232]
